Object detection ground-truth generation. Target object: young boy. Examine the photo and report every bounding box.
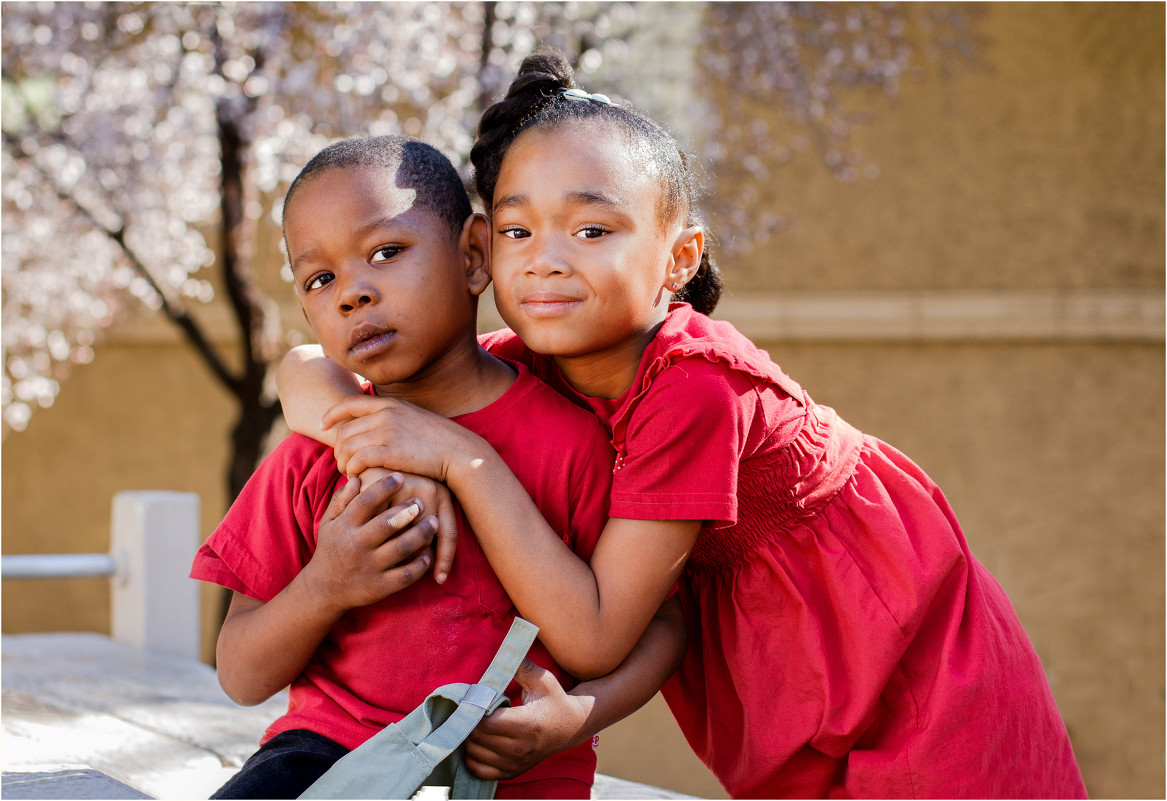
[191,136,683,799]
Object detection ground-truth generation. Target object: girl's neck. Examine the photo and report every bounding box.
[553,324,662,399]
[373,340,516,418]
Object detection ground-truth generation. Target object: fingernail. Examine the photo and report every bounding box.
[436,571,447,584]
[421,554,431,568]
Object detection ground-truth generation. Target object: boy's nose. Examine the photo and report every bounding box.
[336,270,380,312]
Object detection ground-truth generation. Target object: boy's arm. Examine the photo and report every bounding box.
[215,476,437,705]
[464,596,686,780]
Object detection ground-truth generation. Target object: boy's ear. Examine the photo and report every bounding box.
[461,212,492,296]
[664,225,703,290]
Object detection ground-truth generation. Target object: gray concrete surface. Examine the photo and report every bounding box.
[1,633,697,799]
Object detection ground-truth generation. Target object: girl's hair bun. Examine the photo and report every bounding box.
[472,50,580,205]
[512,49,579,94]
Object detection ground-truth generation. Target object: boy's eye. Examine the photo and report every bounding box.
[305,272,334,291]
[372,245,402,262]
[575,225,608,239]
[499,226,529,240]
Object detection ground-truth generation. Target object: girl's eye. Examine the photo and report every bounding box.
[575,225,608,240]
[305,272,334,292]
[499,226,530,240]
[372,245,402,262]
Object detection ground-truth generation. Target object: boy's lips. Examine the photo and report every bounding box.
[348,323,397,360]
[519,292,583,317]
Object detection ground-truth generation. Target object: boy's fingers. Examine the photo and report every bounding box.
[373,512,436,562]
[378,498,423,541]
[378,547,432,594]
[344,474,407,524]
[322,476,361,522]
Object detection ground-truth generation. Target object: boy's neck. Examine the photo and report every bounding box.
[371,340,516,418]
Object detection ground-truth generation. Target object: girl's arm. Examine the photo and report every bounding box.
[216,476,436,705]
[465,596,686,780]
[276,344,362,447]
[276,345,459,585]
[325,396,701,679]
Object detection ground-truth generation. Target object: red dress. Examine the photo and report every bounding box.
[484,306,1087,799]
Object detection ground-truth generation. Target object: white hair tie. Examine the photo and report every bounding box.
[560,87,614,106]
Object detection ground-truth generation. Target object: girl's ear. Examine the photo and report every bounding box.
[664,225,703,291]
[461,212,492,296]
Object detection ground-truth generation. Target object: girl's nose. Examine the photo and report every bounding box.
[526,237,571,278]
[336,268,380,312]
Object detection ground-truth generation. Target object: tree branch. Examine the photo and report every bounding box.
[2,131,243,395]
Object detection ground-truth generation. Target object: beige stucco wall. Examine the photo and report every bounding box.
[3,2,1162,798]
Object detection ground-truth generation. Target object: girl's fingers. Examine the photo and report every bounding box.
[323,395,398,430]
[470,706,523,740]
[462,754,506,781]
[462,738,517,779]
[346,445,412,479]
[432,489,458,584]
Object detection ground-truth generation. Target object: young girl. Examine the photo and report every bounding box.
[281,52,1087,798]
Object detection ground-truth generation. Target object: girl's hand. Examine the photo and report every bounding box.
[463,660,592,780]
[323,395,482,484]
[359,467,458,585]
[302,473,439,614]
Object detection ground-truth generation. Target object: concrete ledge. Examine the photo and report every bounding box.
[2,765,150,799]
[2,633,699,799]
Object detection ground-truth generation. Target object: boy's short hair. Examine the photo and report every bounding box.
[284,136,473,238]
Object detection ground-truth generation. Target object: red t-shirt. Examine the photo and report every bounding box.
[191,362,613,793]
[482,306,1086,799]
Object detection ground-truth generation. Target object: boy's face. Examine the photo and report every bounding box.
[285,164,482,390]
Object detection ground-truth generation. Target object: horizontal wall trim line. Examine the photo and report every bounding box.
[712,289,1164,343]
[106,288,1163,347]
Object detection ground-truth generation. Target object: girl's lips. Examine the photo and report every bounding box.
[519,295,583,317]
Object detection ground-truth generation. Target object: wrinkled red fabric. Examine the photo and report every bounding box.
[192,362,613,793]
[483,306,1086,799]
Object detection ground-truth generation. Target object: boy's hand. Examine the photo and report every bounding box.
[302,473,438,615]
[359,467,458,585]
[463,660,592,780]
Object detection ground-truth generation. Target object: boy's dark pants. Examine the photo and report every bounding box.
[211,729,347,799]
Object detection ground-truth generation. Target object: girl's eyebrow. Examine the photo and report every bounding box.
[494,190,626,212]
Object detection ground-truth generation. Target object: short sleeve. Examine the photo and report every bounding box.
[190,434,342,602]
[609,359,782,527]
[563,420,616,564]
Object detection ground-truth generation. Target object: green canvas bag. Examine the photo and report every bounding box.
[299,617,539,800]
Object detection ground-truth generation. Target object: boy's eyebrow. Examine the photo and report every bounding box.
[289,216,418,275]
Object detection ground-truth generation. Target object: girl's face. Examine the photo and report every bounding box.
[489,120,696,396]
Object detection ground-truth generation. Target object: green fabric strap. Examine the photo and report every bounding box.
[299,617,539,800]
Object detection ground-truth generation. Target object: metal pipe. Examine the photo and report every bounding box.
[2,554,118,580]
